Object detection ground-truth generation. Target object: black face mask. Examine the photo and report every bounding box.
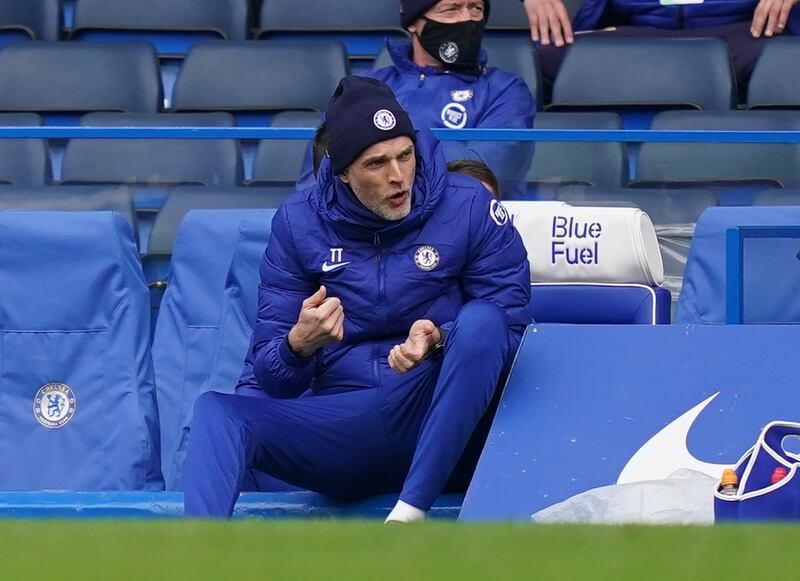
[416,17,485,72]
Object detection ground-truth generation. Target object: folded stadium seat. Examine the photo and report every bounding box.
[144,185,288,336]
[61,111,240,246]
[747,38,800,110]
[151,209,276,489]
[250,111,322,186]
[525,112,626,199]
[0,184,137,245]
[632,110,800,205]
[0,113,50,186]
[70,0,249,108]
[256,0,404,71]
[553,186,719,318]
[548,37,735,128]
[675,206,800,324]
[753,189,800,205]
[0,42,162,120]
[0,0,61,46]
[504,201,670,324]
[488,0,583,38]
[171,40,349,126]
[0,211,162,490]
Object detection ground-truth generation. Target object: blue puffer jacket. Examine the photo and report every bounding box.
[573,0,800,34]
[237,128,532,399]
[369,41,536,200]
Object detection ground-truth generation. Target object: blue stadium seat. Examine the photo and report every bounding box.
[71,0,249,54]
[0,185,137,241]
[0,211,162,490]
[251,111,321,185]
[171,40,349,123]
[676,206,800,324]
[633,111,800,204]
[256,0,404,65]
[0,42,162,116]
[526,112,627,197]
[747,37,800,110]
[151,209,275,489]
[0,0,61,44]
[0,113,49,185]
[504,201,670,323]
[531,283,670,324]
[549,37,735,127]
[372,36,541,105]
[143,186,289,334]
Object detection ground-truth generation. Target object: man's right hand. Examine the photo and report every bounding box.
[524,0,574,47]
[287,285,344,358]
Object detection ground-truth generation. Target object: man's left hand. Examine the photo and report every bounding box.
[752,0,798,37]
[388,320,442,374]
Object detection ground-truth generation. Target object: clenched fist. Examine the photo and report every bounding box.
[287,285,344,358]
[388,319,442,374]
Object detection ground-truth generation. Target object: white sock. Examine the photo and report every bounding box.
[385,499,427,524]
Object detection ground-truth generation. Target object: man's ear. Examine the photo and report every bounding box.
[339,170,350,184]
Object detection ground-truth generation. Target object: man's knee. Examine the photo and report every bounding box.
[453,300,507,338]
[192,391,238,428]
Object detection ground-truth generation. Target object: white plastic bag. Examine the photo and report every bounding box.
[531,469,715,525]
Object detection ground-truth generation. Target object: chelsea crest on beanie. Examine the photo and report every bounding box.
[325,76,416,175]
[400,0,491,28]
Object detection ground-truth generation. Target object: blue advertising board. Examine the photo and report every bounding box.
[460,324,800,521]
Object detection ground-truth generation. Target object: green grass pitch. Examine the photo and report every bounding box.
[1,520,799,579]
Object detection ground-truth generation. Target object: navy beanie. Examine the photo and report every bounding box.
[400,0,491,28]
[325,76,416,175]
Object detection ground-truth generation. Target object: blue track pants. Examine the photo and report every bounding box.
[184,300,512,517]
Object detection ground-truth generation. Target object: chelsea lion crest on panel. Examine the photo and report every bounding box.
[33,382,77,429]
[414,245,440,271]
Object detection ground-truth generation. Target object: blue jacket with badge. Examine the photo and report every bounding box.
[573,0,800,34]
[237,128,532,399]
[368,41,536,200]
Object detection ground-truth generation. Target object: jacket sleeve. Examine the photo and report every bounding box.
[442,189,532,352]
[441,74,536,199]
[248,204,320,398]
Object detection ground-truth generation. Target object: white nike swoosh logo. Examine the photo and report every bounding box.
[617,392,728,484]
[321,261,352,273]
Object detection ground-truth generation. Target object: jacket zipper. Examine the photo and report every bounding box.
[373,232,385,388]
[417,73,426,88]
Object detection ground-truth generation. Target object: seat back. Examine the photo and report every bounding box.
[172,40,349,114]
[147,186,289,255]
[61,112,240,188]
[0,211,162,490]
[0,42,162,114]
[550,37,735,114]
[0,0,61,43]
[527,112,626,191]
[747,37,800,110]
[0,185,137,242]
[634,111,800,204]
[251,111,321,185]
[0,113,49,185]
[71,0,249,43]
[676,206,800,324]
[152,209,275,488]
[554,186,719,306]
[505,201,669,323]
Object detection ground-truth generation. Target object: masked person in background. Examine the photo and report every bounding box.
[297,0,536,200]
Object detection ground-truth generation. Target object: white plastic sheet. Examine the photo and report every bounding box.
[531,469,715,525]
